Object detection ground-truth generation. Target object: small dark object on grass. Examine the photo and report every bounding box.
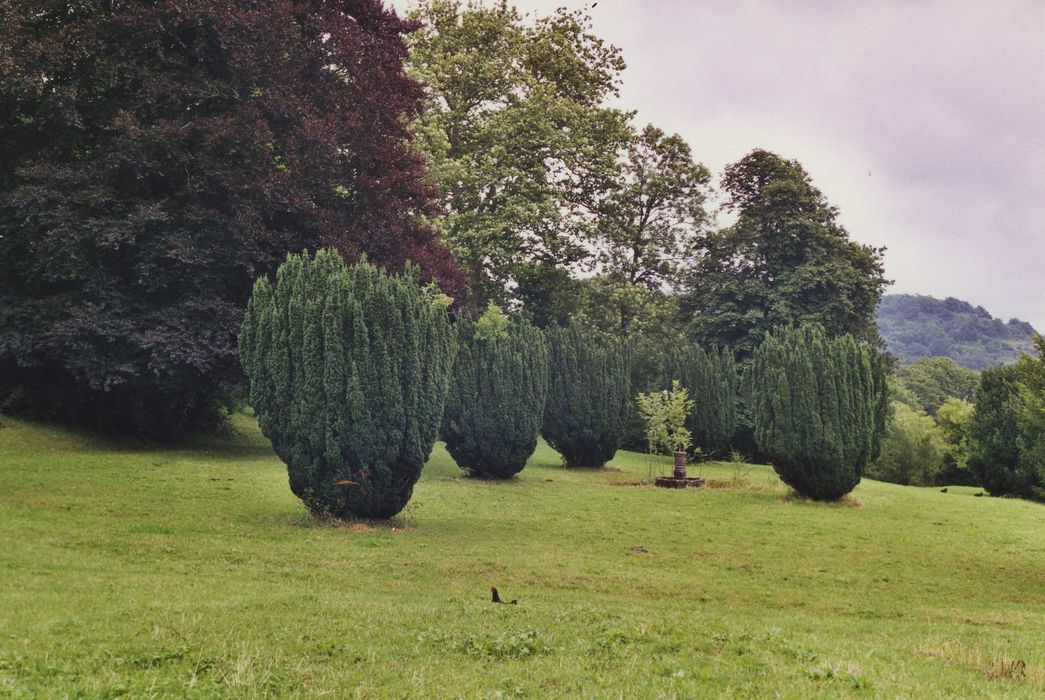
[632,545,648,553]
[491,587,517,605]
[975,492,985,497]
[940,487,948,493]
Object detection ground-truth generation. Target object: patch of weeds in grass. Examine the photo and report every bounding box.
[212,649,290,693]
[704,631,732,655]
[651,636,687,655]
[925,640,1041,689]
[729,449,753,487]
[587,628,634,657]
[487,679,534,698]
[122,644,190,669]
[0,649,30,689]
[771,638,819,665]
[419,630,550,660]
[804,661,874,691]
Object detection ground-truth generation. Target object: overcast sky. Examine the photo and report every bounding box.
[393,0,1045,329]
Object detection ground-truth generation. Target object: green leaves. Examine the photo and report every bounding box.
[635,380,693,456]
[747,324,887,501]
[684,150,887,358]
[542,325,630,468]
[406,0,631,307]
[595,125,711,294]
[665,346,739,458]
[240,250,456,519]
[896,357,979,416]
[442,312,549,478]
[869,403,947,486]
[0,0,462,438]
[473,302,511,342]
[969,336,1045,500]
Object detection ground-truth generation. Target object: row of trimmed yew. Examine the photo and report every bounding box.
[240,250,887,519]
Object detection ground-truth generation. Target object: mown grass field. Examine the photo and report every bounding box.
[1,413,1043,698]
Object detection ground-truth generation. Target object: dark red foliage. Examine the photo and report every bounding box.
[0,0,463,438]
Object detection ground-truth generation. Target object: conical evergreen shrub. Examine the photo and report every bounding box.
[442,305,549,478]
[745,324,887,500]
[239,249,456,519]
[665,346,739,457]
[542,325,630,468]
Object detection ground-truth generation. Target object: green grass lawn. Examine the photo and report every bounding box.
[1,413,1043,698]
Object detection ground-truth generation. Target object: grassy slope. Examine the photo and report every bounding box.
[1,414,1042,698]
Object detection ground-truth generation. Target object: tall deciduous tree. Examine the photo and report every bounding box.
[1015,337,1045,500]
[970,337,1045,501]
[968,364,1025,496]
[683,149,888,358]
[406,0,630,307]
[240,250,457,519]
[0,0,461,438]
[868,402,946,486]
[935,397,976,485]
[596,125,711,294]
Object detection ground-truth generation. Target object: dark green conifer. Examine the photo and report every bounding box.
[239,250,456,519]
[442,305,549,478]
[542,325,630,468]
[665,346,739,457]
[745,324,887,500]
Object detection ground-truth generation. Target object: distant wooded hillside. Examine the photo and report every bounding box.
[878,294,1037,369]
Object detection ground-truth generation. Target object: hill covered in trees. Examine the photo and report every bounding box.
[878,294,1037,369]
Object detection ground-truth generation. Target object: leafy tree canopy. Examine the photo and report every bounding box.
[869,402,946,486]
[969,364,1026,497]
[406,0,631,307]
[936,397,975,483]
[968,338,1045,501]
[0,0,461,438]
[683,150,888,358]
[896,356,979,416]
[595,124,711,294]
[1014,336,1045,499]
